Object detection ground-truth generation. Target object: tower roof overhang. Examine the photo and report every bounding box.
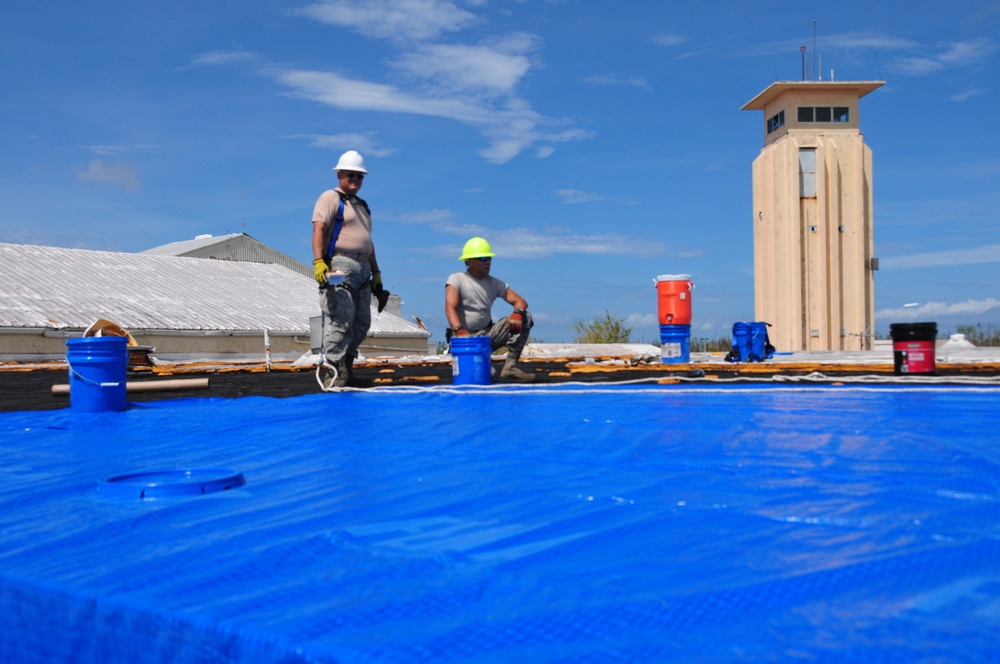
[741,81,885,111]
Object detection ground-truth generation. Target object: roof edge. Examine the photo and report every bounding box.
[741,80,885,111]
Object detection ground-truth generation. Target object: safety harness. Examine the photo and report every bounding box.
[315,193,381,392]
[323,192,370,263]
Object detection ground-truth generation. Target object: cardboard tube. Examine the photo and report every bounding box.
[52,377,210,396]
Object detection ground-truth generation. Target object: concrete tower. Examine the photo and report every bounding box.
[741,81,883,351]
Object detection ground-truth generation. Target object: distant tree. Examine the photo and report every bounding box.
[690,335,734,353]
[956,323,1000,347]
[573,311,632,344]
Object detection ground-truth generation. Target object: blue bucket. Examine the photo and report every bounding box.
[66,336,128,412]
[450,336,492,385]
[659,324,691,364]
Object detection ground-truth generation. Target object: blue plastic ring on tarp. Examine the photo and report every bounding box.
[98,468,246,500]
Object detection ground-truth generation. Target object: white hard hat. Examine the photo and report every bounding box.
[333,150,368,174]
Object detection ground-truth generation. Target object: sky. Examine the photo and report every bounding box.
[2,1,999,345]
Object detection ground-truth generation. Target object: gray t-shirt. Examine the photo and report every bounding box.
[446,271,509,331]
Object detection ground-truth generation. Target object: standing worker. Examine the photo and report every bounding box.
[311,150,384,389]
[445,237,536,383]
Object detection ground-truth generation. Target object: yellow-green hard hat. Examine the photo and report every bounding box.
[458,237,495,261]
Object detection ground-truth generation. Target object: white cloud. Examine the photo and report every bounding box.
[673,49,707,61]
[625,312,658,329]
[382,208,456,224]
[938,37,997,66]
[186,49,258,68]
[877,298,1000,321]
[293,133,396,157]
[274,68,492,122]
[738,32,917,60]
[294,0,476,43]
[274,2,589,162]
[273,68,587,163]
[501,232,663,258]
[75,158,140,192]
[433,226,667,259]
[84,144,157,157]
[674,249,706,259]
[554,189,604,204]
[948,88,985,102]
[734,30,994,82]
[651,34,685,47]
[890,37,997,76]
[393,40,535,95]
[890,56,945,76]
[881,243,1000,269]
[821,32,919,52]
[584,75,652,92]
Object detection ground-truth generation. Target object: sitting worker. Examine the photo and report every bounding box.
[444,237,536,383]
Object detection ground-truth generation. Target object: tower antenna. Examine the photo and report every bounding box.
[812,20,818,81]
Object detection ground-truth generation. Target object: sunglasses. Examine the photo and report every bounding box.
[476,257,492,262]
[341,172,365,182]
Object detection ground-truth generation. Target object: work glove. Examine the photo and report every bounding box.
[313,258,329,285]
[375,288,391,313]
[454,328,471,337]
[371,271,383,293]
[507,311,524,334]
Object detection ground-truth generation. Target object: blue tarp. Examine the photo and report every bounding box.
[1,385,999,662]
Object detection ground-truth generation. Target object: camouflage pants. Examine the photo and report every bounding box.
[319,256,371,363]
[476,311,534,361]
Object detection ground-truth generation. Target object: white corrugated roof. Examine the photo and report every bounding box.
[0,242,428,337]
[140,233,244,256]
[142,232,314,280]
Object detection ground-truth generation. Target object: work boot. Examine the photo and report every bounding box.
[323,358,350,390]
[345,354,373,388]
[318,361,334,390]
[500,361,535,383]
[319,358,349,390]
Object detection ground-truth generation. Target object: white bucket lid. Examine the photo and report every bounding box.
[654,274,691,282]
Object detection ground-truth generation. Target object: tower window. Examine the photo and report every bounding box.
[799,148,817,198]
[766,110,785,134]
[797,106,850,123]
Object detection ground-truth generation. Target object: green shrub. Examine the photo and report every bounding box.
[573,311,633,344]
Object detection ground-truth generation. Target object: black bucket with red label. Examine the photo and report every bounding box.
[889,322,937,375]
